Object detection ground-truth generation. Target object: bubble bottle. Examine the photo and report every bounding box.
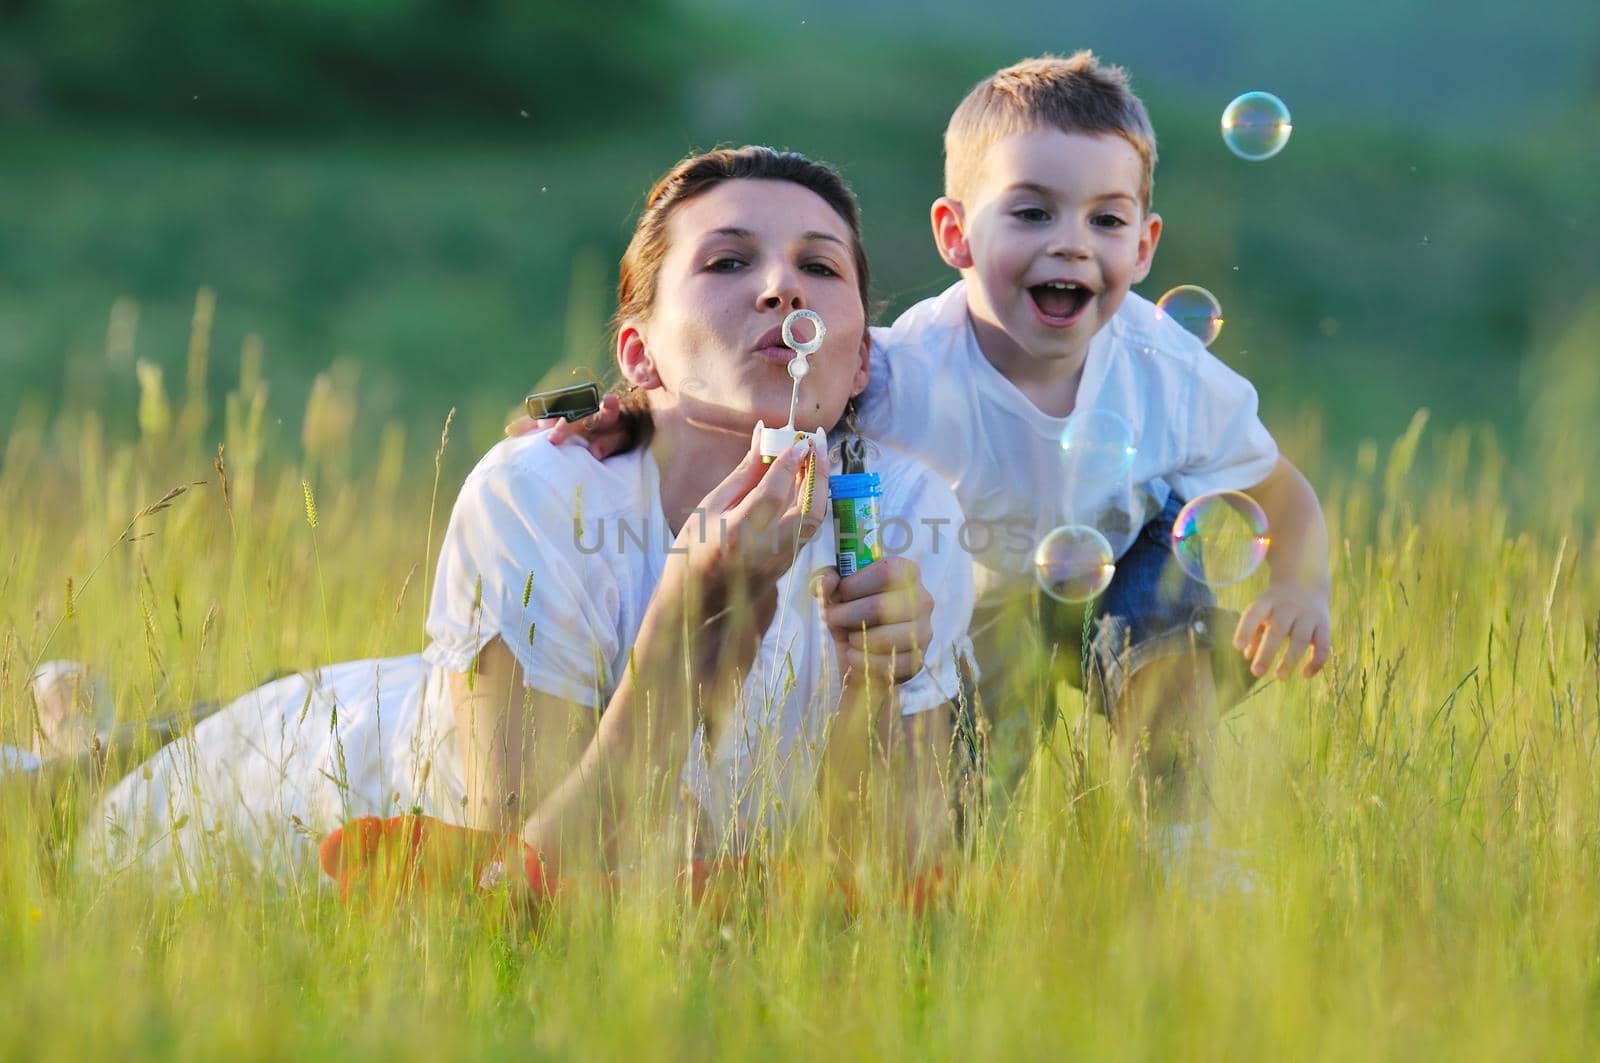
[829,436,881,576]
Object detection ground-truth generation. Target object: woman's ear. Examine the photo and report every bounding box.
[617,324,662,389]
[930,196,973,271]
[850,329,871,397]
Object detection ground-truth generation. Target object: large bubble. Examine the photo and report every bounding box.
[1170,490,1270,587]
[1060,408,1137,482]
[1155,285,1225,347]
[1221,91,1292,161]
[1034,525,1116,602]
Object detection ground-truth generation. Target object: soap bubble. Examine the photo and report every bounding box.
[1170,490,1270,587]
[1034,525,1115,602]
[1155,285,1225,347]
[1060,409,1136,481]
[1221,91,1292,161]
[782,309,825,356]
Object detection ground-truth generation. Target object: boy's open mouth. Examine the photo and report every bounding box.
[1029,281,1092,323]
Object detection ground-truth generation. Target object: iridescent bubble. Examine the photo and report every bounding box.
[1060,408,1136,481]
[1034,525,1116,603]
[1221,91,1292,161]
[1170,490,1270,587]
[1155,285,1225,347]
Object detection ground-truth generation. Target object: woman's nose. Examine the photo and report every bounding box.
[759,262,806,310]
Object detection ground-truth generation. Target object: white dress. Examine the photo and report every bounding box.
[81,434,976,889]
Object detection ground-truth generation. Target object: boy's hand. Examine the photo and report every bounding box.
[1233,583,1331,680]
[811,557,934,686]
[504,393,632,459]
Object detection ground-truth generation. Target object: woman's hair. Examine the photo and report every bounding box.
[609,146,871,442]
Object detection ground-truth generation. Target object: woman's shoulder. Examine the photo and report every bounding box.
[460,432,650,526]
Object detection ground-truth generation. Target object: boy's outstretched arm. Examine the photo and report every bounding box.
[1237,456,1333,681]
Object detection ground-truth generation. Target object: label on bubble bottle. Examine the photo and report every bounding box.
[829,473,881,577]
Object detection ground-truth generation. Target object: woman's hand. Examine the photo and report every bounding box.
[810,557,934,687]
[673,430,830,623]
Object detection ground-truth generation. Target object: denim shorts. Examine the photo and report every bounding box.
[958,494,1257,787]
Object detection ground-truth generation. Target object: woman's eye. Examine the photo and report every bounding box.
[1014,208,1050,223]
[706,257,747,272]
[802,262,840,278]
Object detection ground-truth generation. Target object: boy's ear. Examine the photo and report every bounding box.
[930,196,973,271]
[617,324,662,390]
[1131,211,1163,284]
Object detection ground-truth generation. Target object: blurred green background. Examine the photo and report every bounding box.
[2,0,1596,467]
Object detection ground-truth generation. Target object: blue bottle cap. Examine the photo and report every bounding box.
[828,472,881,500]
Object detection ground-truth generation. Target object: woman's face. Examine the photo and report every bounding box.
[621,178,869,438]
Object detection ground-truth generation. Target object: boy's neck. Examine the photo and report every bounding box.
[967,308,1088,420]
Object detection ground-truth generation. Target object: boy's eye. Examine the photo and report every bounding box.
[1092,214,1128,229]
[1013,208,1051,223]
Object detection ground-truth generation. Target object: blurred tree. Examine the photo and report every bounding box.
[1,0,689,133]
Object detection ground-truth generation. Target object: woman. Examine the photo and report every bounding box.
[81,147,976,890]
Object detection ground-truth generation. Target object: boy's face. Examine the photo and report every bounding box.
[934,129,1160,372]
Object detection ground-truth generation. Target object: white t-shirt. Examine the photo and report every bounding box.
[858,280,1279,608]
[423,432,975,847]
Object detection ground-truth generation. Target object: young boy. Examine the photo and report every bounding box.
[523,53,1332,865]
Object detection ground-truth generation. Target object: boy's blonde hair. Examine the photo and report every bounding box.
[944,51,1158,211]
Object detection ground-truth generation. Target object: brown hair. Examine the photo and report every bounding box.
[608,146,872,443]
[944,51,1158,211]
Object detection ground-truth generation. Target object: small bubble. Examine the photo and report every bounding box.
[540,186,548,193]
[1155,285,1225,347]
[1170,490,1269,587]
[1421,235,1431,245]
[1221,91,1292,161]
[1035,525,1115,602]
[519,109,529,118]
[1060,409,1136,481]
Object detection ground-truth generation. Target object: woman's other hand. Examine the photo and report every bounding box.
[810,557,933,687]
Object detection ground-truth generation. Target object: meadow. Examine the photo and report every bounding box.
[4,2,1600,1055]
[1,291,1597,1059]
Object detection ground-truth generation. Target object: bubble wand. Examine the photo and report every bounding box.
[756,309,829,467]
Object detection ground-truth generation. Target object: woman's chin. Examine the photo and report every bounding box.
[672,388,844,438]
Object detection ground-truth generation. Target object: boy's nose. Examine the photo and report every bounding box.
[1047,222,1091,259]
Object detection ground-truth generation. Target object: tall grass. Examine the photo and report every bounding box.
[1,298,1597,1059]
